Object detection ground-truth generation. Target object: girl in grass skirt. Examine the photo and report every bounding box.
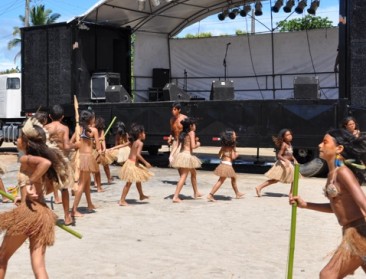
[171,117,202,203]
[109,121,130,164]
[0,117,70,278]
[207,129,244,202]
[255,128,298,197]
[118,124,153,206]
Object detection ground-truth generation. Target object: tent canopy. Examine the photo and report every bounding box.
[76,0,255,37]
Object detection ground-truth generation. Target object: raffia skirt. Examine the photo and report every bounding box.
[79,152,99,173]
[168,140,180,167]
[92,150,115,166]
[171,151,202,169]
[0,199,57,249]
[265,160,294,183]
[119,159,153,183]
[330,218,366,272]
[214,162,237,178]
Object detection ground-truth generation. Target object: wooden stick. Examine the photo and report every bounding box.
[104,116,117,137]
[287,164,300,279]
[0,190,82,239]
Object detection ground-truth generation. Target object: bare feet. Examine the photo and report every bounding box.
[88,204,98,210]
[2,198,10,203]
[54,198,62,204]
[97,188,105,193]
[71,211,84,217]
[118,200,128,206]
[194,193,204,199]
[207,193,216,202]
[172,197,182,203]
[139,195,149,201]
[255,186,262,197]
[236,192,245,199]
[108,178,114,184]
[64,213,73,225]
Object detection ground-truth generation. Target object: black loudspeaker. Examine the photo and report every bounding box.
[152,68,170,88]
[91,72,120,100]
[148,88,164,102]
[294,76,320,99]
[105,85,131,103]
[163,83,190,101]
[210,80,234,100]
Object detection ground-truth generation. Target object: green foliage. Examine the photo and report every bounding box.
[276,15,333,32]
[184,32,212,38]
[0,67,20,74]
[235,29,247,35]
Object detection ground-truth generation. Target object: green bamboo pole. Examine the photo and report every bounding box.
[0,190,82,239]
[287,164,300,279]
[104,116,117,137]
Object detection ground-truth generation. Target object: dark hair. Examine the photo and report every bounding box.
[172,102,181,110]
[272,128,292,148]
[80,110,95,133]
[95,117,105,132]
[128,124,145,142]
[179,117,196,142]
[50,105,64,121]
[115,121,127,136]
[221,129,236,147]
[341,116,358,129]
[34,111,48,126]
[328,128,366,183]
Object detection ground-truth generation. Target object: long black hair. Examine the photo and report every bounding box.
[80,110,95,133]
[179,117,196,142]
[220,128,236,147]
[128,123,145,142]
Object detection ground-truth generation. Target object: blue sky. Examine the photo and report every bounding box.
[0,0,339,71]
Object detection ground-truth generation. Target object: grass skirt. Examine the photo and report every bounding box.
[0,200,57,249]
[171,151,202,169]
[93,150,114,166]
[214,163,237,178]
[265,160,294,183]
[168,140,181,167]
[79,152,99,173]
[119,159,153,183]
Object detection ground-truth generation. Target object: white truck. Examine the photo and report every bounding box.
[0,73,24,146]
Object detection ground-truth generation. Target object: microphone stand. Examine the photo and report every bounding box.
[223,43,230,81]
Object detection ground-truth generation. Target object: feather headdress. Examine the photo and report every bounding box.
[22,117,44,139]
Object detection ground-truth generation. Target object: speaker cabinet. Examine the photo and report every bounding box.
[163,83,190,101]
[91,72,120,100]
[105,85,131,103]
[152,68,170,89]
[148,88,164,102]
[294,76,320,99]
[210,80,234,100]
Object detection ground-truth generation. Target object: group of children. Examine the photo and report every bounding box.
[1,101,366,278]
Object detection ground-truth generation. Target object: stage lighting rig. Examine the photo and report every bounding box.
[295,0,307,14]
[240,5,252,17]
[272,0,283,13]
[254,1,263,16]
[283,0,295,13]
[307,0,319,15]
[229,8,240,19]
[218,10,229,21]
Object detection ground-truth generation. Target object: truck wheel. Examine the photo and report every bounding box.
[299,158,327,177]
[293,148,315,164]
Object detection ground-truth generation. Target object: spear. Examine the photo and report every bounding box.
[287,163,300,279]
[104,116,117,137]
[0,189,82,239]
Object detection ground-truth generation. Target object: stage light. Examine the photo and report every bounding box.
[283,0,295,13]
[240,5,252,17]
[272,0,283,13]
[151,0,160,7]
[138,0,146,11]
[307,0,319,15]
[229,8,240,20]
[295,0,307,14]
[218,10,228,21]
[254,1,263,16]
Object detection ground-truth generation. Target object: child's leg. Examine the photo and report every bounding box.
[119,182,132,206]
[103,165,113,184]
[0,233,27,278]
[71,171,87,217]
[173,169,189,203]
[136,182,149,200]
[84,172,96,211]
[190,169,202,199]
[94,169,104,192]
[29,241,48,279]
[255,179,278,197]
[207,177,226,201]
[61,189,72,225]
[0,178,9,203]
[53,189,62,204]
[231,177,245,198]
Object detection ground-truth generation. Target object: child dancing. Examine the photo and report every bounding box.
[118,124,153,206]
[0,117,70,278]
[207,129,244,202]
[171,117,202,203]
[255,128,297,197]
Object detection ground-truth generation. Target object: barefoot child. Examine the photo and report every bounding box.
[207,129,244,202]
[0,117,71,278]
[118,124,153,206]
[255,128,297,197]
[171,117,202,203]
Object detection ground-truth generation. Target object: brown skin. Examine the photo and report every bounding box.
[344,119,361,138]
[290,134,366,278]
[45,116,74,225]
[0,138,52,279]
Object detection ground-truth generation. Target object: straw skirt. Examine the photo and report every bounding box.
[79,152,99,173]
[265,160,294,183]
[0,200,57,249]
[119,159,153,183]
[214,162,237,178]
[171,151,202,169]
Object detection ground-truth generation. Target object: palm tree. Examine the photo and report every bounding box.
[8,4,61,62]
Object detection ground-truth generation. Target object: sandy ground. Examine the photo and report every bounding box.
[0,151,365,279]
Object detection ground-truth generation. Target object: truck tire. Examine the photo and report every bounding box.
[293,148,316,164]
[299,158,326,177]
